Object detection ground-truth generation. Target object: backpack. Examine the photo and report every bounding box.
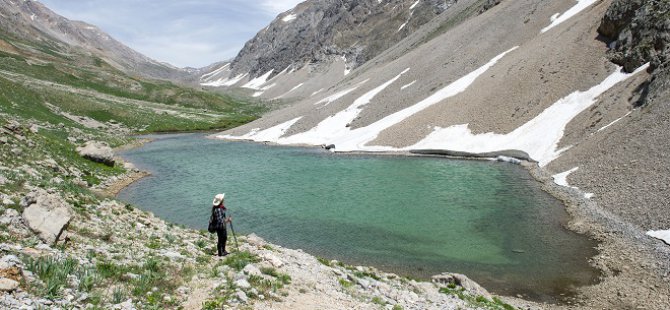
[207,214,216,233]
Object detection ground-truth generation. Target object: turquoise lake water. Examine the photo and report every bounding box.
[117,133,598,301]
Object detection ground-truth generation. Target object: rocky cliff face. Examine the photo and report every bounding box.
[0,0,187,80]
[229,0,456,78]
[598,0,669,73]
[598,0,670,110]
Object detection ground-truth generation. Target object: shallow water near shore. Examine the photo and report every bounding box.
[117,133,599,302]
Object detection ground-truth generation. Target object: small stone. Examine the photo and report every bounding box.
[236,290,248,303]
[234,278,251,289]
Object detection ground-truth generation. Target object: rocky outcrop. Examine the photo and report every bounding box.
[598,0,670,73]
[229,0,456,78]
[20,190,73,245]
[76,141,115,166]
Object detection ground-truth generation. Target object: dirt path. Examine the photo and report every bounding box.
[183,274,220,310]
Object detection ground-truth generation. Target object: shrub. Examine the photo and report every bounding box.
[338,278,353,288]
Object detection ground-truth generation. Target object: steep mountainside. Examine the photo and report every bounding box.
[231,0,456,77]
[200,0,502,99]
[216,0,670,308]
[0,0,188,80]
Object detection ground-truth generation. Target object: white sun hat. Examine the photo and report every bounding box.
[212,193,225,206]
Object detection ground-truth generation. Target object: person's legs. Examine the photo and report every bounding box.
[216,229,225,256]
[221,228,228,255]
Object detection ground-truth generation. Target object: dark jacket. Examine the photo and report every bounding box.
[211,205,227,231]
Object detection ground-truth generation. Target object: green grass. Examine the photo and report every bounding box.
[353,271,381,281]
[23,255,98,299]
[438,287,516,310]
[222,251,260,271]
[371,296,386,305]
[339,278,354,288]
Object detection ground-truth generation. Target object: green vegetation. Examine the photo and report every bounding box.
[371,296,386,305]
[22,254,194,308]
[23,256,98,299]
[339,278,354,288]
[354,270,381,281]
[222,251,260,271]
[439,286,515,310]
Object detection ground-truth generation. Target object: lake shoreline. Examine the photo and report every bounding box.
[108,133,670,309]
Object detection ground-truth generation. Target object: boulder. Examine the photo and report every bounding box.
[234,278,251,289]
[76,141,115,166]
[21,190,73,245]
[242,264,262,276]
[236,290,248,303]
[431,272,492,300]
[0,277,19,292]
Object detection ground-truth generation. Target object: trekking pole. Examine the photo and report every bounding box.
[229,219,240,250]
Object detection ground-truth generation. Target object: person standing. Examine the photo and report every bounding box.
[211,193,232,256]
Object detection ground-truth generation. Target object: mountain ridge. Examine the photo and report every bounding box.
[0,0,188,80]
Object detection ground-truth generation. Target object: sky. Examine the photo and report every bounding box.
[39,0,304,68]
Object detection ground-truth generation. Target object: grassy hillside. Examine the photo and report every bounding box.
[0,28,266,134]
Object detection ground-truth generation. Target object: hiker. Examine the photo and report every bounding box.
[210,193,232,256]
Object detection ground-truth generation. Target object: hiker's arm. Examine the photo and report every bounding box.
[226,216,232,223]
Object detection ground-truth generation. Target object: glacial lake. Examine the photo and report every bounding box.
[117,133,598,302]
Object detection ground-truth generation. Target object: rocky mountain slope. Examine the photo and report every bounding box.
[216,0,670,308]
[0,0,188,80]
[200,0,499,99]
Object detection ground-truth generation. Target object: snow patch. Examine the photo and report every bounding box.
[281,69,410,145]
[253,83,277,97]
[411,63,649,166]
[409,0,420,10]
[316,48,516,151]
[647,230,670,245]
[342,55,351,76]
[495,156,521,164]
[314,80,368,106]
[553,168,595,199]
[201,63,230,80]
[597,111,632,132]
[553,167,579,187]
[273,83,305,99]
[243,70,274,90]
[201,73,248,87]
[311,88,325,97]
[282,14,297,22]
[398,22,408,32]
[550,13,560,22]
[218,117,303,143]
[542,0,598,33]
[30,14,36,21]
[401,80,416,90]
